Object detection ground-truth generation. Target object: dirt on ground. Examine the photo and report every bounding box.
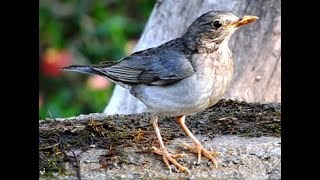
[39,99,281,178]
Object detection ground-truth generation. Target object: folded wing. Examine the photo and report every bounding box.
[92,49,195,86]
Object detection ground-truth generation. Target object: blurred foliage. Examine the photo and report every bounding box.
[39,0,156,119]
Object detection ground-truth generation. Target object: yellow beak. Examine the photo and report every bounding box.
[229,15,259,28]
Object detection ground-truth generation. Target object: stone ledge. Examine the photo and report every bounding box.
[39,99,281,179]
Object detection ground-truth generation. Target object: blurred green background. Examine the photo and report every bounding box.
[39,0,156,119]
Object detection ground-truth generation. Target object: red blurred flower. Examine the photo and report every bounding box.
[87,75,111,90]
[41,48,72,77]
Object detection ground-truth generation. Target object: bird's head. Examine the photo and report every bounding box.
[184,11,258,44]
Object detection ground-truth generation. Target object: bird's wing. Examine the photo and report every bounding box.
[92,49,195,86]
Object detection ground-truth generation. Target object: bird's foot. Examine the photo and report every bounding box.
[182,142,223,169]
[151,146,190,174]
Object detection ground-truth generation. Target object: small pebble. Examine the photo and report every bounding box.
[193,161,200,166]
[255,75,262,81]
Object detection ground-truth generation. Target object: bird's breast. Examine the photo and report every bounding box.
[191,51,234,108]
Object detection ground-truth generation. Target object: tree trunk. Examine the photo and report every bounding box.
[104,0,281,115]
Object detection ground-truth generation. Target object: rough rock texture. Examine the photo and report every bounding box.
[39,100,281,179]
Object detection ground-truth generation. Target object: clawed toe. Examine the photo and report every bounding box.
[181,143,222,169]
[152,146,190,174]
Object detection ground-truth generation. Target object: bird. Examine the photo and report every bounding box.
[63,11,258,174]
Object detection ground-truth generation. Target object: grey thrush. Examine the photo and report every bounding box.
[63,11,258,174]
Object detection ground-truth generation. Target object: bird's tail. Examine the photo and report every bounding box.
[62,65,100,75]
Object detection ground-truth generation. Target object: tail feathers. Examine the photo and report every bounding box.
[62,64,130,88]
[62,65,102,75]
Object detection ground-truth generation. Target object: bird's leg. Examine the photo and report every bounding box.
[151,114,190,174]
[176,115,222,168]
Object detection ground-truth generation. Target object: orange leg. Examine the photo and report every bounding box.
[151,114,190,174]
[176,115,223,169]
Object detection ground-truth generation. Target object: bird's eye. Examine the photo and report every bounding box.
[212,20,222,29]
